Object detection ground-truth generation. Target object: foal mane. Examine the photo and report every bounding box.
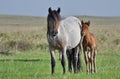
[81,20,90,28]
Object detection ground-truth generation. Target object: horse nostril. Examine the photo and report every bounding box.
[52,31,58,37]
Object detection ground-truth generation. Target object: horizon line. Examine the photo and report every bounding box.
[0,14,120,18]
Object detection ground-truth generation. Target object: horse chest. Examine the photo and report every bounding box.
[83,38,91,48]
[47,35,64,49]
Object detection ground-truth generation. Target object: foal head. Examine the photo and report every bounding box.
[81,20,90,37]
[47,7,61,37]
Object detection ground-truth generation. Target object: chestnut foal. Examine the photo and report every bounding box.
[80,20,97,74]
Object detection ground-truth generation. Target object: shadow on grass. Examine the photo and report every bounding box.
[0,51,13,55]
[0,59,49,62]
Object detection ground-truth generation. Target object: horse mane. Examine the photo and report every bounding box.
[47,9,61,22]
[47,8,61,35]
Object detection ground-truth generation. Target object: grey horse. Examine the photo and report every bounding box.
[47,7,82,74]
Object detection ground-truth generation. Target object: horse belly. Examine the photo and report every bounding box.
[67,30,81,49]
[64,23,81,49]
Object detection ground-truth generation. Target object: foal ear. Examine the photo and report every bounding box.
[48,7,52,13]
[81,20,84,25]
[87,21,90,26]
[57,8,61,14]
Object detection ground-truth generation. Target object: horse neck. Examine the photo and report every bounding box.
[55,22,64,40]
[58,21,65,33]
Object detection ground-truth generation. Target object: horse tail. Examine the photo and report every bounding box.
[78,20,82,30]
[78,19,83,53]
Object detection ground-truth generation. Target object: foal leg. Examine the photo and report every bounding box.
[88,50,91,73]
[50,48,55,75]
[84,50,89,74]
[93,48,97,73]
[90,48,94,73]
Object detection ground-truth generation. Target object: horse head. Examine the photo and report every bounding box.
[80,20,90,46]
[81,20,90,37]
[47,7,61,37]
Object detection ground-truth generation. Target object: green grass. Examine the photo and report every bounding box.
[0,50,119,79]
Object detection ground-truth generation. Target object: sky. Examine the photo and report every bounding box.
[0,0,119,17]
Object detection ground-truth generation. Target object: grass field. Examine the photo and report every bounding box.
[0,15,120,79]
[0,50,119,79]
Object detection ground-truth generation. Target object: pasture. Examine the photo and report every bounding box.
[0,15,120,79]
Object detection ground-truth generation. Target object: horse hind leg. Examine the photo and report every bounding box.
[66,50,72,73]
[93,47,97,73]
[77,52,81,72]
[90,47,97,73]
[77,46,82,73]
[90,48,94,73]
[72,46,79,73]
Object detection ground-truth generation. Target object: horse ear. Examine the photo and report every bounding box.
[57,8,61,14]
[87,21,90,26]
[48,7,52,13]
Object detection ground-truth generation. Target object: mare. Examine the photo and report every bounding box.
[80,20,97,73]
[47,7,82,74]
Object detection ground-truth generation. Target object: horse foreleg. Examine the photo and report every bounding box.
[61,48,66,74]
[50,48,55,75]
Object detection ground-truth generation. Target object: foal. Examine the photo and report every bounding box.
[80,20,97,73]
